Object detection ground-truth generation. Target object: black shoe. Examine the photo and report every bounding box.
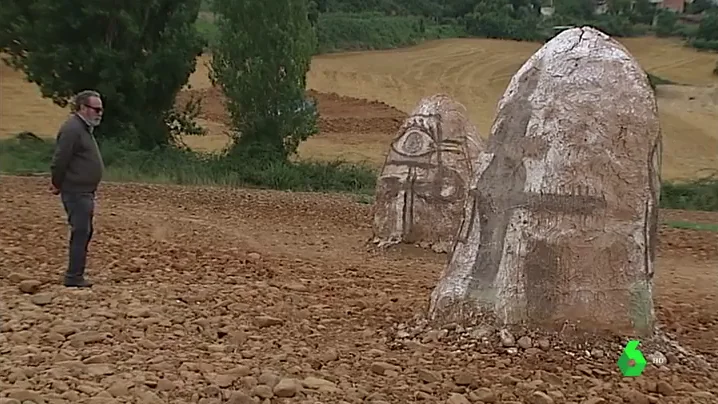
[64,278,93,288]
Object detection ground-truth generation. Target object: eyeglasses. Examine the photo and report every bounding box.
[84,104,103,113]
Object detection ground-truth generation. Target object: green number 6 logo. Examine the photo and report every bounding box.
[617,340,647,377]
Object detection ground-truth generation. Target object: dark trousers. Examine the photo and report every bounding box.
[61,192,95,282]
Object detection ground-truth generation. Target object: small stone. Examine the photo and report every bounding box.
[246,252,262,262]
[319,348,339,362]
[6,272,26,283]
[157,379,175,391]
[273,378,299,397]
[210,373,237,388]
[107,380,133,397]
[417,369,441,383]
[226,391,257,404]
[86,364,114,376]
[453,371,473,386]
[251,385,273,399]
[5,389,45,403]
[499,329,515,347]
[370,361,400,375]
[18,280,41,294]
[415,391,432,400]
[655,381,675,396]
[529,391,555,404]
[590,348,604,358]
[30,293,53,306]
[470,388,496,403]
[241,376,258,389]
[621,389,650,404]
[447,393,470,404]
[257,372,279,388]
[537,338,551,350]
[582,398,606,404]
[255,316,283,328]
[229,365,252,376]
[302,376,337,390]
[539,371,562,386]
[469,325,493,339]
[517,336,532,349]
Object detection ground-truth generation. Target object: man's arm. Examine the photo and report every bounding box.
[50,127,78,190]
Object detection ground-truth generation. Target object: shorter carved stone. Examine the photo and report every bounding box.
[371,94,484,253]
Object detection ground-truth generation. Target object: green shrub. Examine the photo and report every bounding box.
[316,12,425,52]
[0,136,377,194]
[655,10,679,37]
[689,38,718,51]
[647,73,675,90]
[661,177,718,211]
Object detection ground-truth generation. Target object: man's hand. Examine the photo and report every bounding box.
[50,184,60,195]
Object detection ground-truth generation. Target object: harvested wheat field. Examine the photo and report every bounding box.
[183,36,718,181]
[2,35,718,404]
[3,36,717,180]
[1,176,718,404]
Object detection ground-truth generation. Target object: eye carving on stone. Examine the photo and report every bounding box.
[393,129,436,157]
[391,116,438,158]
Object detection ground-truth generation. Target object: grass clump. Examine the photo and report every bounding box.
[8,135,718,212]
[660,176,718,212]
[0,135,377,195]
[664,221,718,232]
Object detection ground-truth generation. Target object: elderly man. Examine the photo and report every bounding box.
[50,90,105,288]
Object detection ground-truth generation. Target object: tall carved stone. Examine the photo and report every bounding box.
[429,27,662,336]
[372,94,484,253]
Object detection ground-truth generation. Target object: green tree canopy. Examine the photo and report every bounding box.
[210,0,318,162]
[0,0,204,148]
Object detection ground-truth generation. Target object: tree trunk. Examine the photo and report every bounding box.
[429,27,662,337]
[372,94,484,253]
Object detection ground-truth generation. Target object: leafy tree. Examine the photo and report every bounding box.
[655,9,678,37]
[553,0,596,19]
[687,0,717,14]
[630,0,656,25]
[464,0,541,41]
[697,10,718,41]
[0,0,205,148]
[210,0,318,162]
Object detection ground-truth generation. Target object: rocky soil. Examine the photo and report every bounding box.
[1,176,717,404]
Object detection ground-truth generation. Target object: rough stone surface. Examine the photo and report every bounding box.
[372,93,484,253]
[429,26,662,336]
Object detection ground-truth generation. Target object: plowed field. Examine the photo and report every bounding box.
[1,176,717,403]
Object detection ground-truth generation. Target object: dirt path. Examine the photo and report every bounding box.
[1,176,717,404]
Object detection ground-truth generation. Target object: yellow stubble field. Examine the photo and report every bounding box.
[1,36,717,181]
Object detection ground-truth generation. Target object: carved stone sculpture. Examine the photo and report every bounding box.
[429,27,662,337]
[372,94,484,253]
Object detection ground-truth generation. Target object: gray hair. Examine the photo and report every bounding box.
[72,90,101,112]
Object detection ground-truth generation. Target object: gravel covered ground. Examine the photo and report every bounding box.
[1,176,717,404]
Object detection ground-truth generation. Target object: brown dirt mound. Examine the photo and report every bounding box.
[175,87,406,136]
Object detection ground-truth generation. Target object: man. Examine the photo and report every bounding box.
[50,90,105,288]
